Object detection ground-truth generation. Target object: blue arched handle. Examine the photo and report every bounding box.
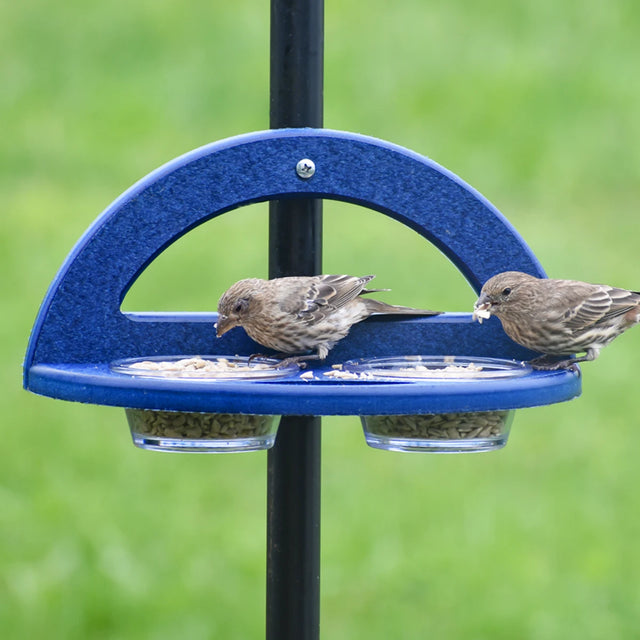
[25,128,544,367]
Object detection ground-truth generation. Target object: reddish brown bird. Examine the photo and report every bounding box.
[216,274,441,364]
[473,271,640,369]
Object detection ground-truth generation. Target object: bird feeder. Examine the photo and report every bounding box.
[23,128,581,453]
[22,1,585,637]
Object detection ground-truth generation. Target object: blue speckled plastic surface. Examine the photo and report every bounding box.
[23,129,581,415]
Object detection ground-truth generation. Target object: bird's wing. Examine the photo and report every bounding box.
[298,274,375,321]
[598,288,640,320]
[563,286,639,329]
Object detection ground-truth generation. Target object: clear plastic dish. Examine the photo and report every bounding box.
[361,410,514,453]
[111,355,299,380]
[344,355,531,381]
[125,409,280,453]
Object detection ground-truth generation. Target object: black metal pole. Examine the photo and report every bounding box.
[267,1,323,639]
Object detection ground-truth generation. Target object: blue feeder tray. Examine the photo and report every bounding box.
[23,129,581,418]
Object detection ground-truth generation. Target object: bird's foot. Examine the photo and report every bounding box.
[247,353,269,365]
[275,354,322,370]
[247,352,321,369]
[528,354,580,371]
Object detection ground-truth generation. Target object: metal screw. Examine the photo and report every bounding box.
[296,158,316,179]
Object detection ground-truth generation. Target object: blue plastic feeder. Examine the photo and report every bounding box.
[23,129,581,452]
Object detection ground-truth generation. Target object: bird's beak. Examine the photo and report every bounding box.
[472,294,493,324]
[215,314,236,337]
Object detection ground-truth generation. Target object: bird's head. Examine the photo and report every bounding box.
[215,279,261,337]
[473,271,538,322]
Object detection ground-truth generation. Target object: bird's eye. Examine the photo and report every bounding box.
[233,298,248,314]
[502,287,512,296]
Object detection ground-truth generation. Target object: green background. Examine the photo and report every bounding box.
[3,0,640,637]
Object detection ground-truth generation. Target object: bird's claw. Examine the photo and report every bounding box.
[528,355,578,371]
[247,353,268,365]
[247,352,316,369]
[276,353,323,369]
[276,356,308,369]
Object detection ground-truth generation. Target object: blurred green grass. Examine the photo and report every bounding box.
[3,0,640,638]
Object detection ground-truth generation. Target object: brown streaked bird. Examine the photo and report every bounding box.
[473,271,640,369]
[216,274,441,364]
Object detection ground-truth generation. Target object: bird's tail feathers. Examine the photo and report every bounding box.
[364,299,441,316]
[361,287,391,295]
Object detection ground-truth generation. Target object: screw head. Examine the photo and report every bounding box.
[296,158,316,179]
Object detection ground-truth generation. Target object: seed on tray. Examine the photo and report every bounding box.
[127,356,273,377]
